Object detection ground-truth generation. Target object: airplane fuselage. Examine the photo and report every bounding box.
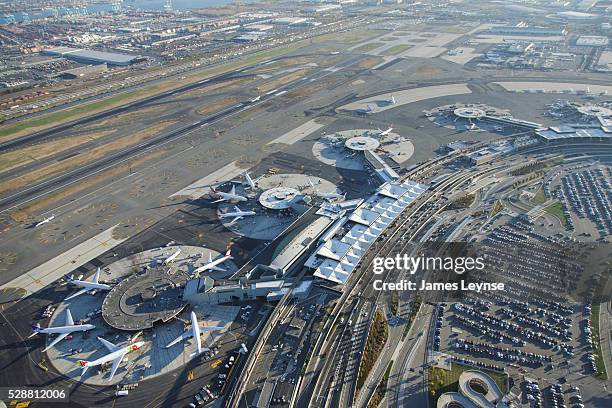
[39,324,95,334]
[72,281,111,291]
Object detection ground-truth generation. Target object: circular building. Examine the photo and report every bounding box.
[453,107,486,120]
[102,267,188,330]
[259,187,301,210]
[344,136,380,151]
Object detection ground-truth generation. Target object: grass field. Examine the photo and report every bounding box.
[353,42,384,53]
[0,41,312,141]
[0,121,176,195]
[380,44,412,56]
[531,187,547,205]
[544,202,568,226]
[0,129,115,174]
[357,309,388,392]
[428,363,507,407]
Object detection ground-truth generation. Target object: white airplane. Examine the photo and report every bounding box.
[249,95,261,103]
[193,249,233,275]
[65,267,112,300]
[219,206,256,225]
[30,308,95,352]
[163,248,182,265]
[318,191,346,202]
[34,215,55,228]
[78,336,145,381]
[210,185,247,203]
[165,311,225,357]
[467,122,479,131]
[239,343,248,355]
[243,172,262,190]
[377,126,393,137]
[388,94,396,105]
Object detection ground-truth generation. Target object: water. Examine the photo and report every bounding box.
[0,0,234,23]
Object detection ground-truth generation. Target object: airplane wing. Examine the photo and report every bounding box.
[199,325,225,331]
[65,309,74,326]
[230,185,236,195]
[43,332,70,352]
[212,197,225,203]
[107,353,124,381]
[234,206,241,212]
[230,216,243,225]
[210,265,226,272]
[65,288,88,300]
[165,331,192,349]
[92,267,100,284]
[97,337,119,352]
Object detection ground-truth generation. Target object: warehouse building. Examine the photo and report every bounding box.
[42,46,142,66]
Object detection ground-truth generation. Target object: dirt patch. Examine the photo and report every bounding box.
[9,150,166,222]
[256,69,310,93]
[415,65,443,75]
[0,129,116,174]
[356,57,384,69]
[179,77,251,98]
[83,105,170,130]
[196,96,241,116]
[0,121,176,195]
[352,79,366,85]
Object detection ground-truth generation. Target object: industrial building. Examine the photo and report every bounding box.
[42,47,142,66]
[482,26,567,36]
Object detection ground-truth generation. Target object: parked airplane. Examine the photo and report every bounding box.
[219,206,256,225]
[163,248,182,265]
[192,249,233,275]
[377,126,393,137]
[65,267,112,300]
[318,191,346,202]
[78,336,145,381]
[165,311,225,356]
[239,343,249,355]
[210,185,247,203]
[467,122,479,131]
[388,94,396,105]
[243,172,262,190]
[35,215,55,228]
[249,95,261,103]
[30,308,95,352]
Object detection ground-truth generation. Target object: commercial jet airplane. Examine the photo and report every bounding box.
[219,206,256,224]
[243,171,262,190]
[35,215,55,228]
[30,308,95,352]
[163,248,182,265]
[165,311,225,357]
[210,185,247,203]
[65,267,112,300]
[192,249,233,275]
[377,126,393,137]
[78,336,145,381]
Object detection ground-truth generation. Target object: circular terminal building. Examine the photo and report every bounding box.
[102,267,188,330]
[453,107,486,120]
[344,136,380,151]
[259,187,301,210]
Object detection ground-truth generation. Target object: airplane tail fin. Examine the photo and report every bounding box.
[77,360,90,376]
[225,249,232,257]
